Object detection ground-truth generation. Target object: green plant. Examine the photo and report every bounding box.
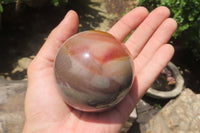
[0,0,69,28]
[0,0,30,12]
[0,0,69,12]
[154,103,162,109]
[51,0,68,6]
[0,1,3,13]
[138,0,200,60]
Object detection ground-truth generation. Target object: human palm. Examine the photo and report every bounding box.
[23,6,177,133]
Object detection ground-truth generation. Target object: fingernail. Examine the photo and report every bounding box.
[64,10,73,19]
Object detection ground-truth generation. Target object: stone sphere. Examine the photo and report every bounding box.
[55,31,134,112]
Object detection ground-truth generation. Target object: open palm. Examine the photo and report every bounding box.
[23,6,177,133]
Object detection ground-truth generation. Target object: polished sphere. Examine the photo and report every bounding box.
[55,31,134,112]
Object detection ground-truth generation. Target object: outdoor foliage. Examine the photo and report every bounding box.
[138,0,200,60]
[0,0,68,13]
[0,0,29,12]
[0,0,69,28]
[51,0,68,6]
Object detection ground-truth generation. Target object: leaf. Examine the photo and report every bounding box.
[137,0,144,4]
[198,15,200,21]
[161,0,169,4]
[54,2,59,6]
[2,0,16,4]
[138,0,200,61]
[51,0,59,6]
[188,15,195,21]
[0,4,3,13]
[179,23,189,32]
[63,0,69,3]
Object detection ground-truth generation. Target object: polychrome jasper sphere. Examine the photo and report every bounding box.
[55,30,134,112]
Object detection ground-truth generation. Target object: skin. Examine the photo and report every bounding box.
[23,6,177,133]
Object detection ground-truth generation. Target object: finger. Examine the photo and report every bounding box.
[108,7,148,42]
[25,10,79,118]
[37,10,79,63]
[134,18,177,74]
[125,6,170,57]
[133,44,174,99]
[116,44,174,121]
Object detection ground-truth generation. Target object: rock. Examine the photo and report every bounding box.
[149,89,200,133]
[0,80,27,133]
[12,57,33,74]
[135,99,160,133]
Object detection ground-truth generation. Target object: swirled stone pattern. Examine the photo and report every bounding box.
[55,31,134,112]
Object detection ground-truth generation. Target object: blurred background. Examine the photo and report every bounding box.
[0,0,199,132]
[0,0,137,80]
[0,0,199,92]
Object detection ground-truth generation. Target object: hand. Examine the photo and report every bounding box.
[23,6,177,133]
